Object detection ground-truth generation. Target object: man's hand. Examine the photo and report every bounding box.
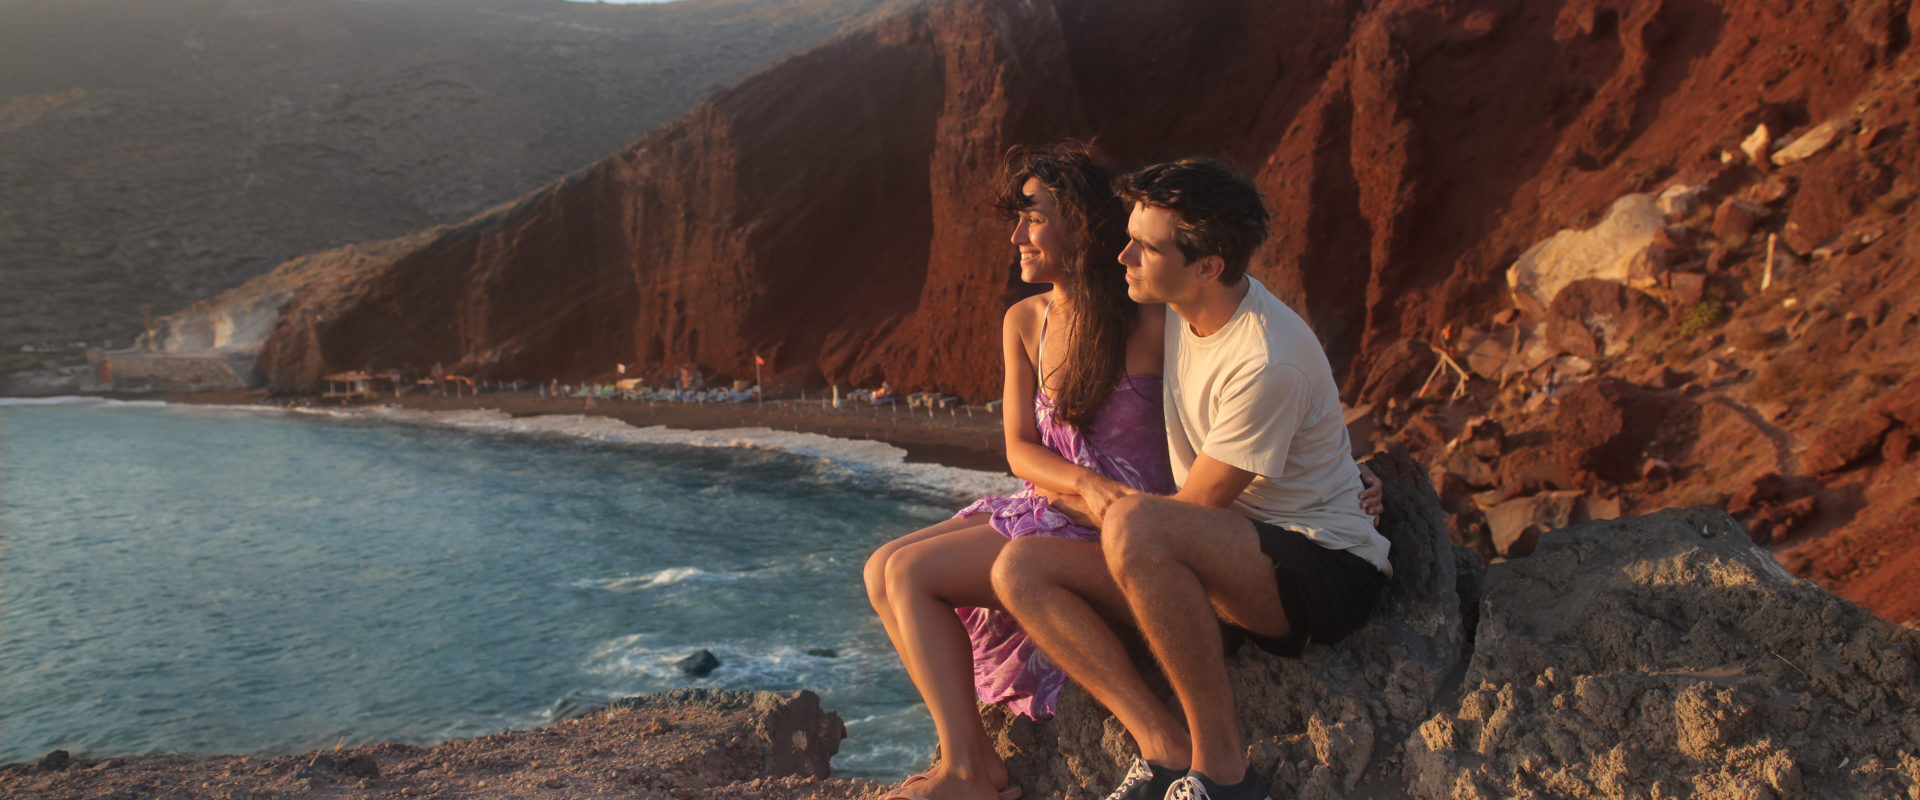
[1035,486,1102,528]
[1074,474,1140,528]
[1357,462,1384,524]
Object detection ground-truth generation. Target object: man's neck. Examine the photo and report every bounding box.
[1169,279,1250,338]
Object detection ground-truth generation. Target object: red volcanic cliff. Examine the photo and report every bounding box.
[252,0,1913,396]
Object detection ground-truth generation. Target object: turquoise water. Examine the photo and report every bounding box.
[0,399,1007,776]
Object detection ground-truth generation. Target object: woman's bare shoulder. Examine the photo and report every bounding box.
[1004,294,1048,330]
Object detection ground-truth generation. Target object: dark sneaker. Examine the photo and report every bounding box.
[1101,757,1183,800]
[1164,770,1272,800]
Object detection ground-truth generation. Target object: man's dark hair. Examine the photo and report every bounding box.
[1115,158,1270,284]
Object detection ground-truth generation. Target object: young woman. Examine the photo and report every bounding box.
[863,142,1174,800]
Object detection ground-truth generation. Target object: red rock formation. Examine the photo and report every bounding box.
[253,0,1912,402]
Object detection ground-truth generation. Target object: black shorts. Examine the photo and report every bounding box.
[1225,520,1387,658]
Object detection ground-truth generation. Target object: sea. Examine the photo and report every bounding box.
[0,397,1019,778]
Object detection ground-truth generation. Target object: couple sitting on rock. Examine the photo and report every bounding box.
[865,144,1391,800]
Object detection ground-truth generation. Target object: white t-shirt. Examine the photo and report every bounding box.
[1164,278,1392,574]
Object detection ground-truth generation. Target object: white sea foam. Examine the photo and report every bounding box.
[571,566,737,592]
[0,395,168,408]
[290,404,1021,502]
[585,634,880,689]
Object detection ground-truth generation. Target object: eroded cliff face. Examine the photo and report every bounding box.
[244,0,1913,398]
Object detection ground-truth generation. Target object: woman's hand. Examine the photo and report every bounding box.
[1358,463,1384,524]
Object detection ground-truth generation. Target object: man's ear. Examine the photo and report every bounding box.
[1194,254,1228,286]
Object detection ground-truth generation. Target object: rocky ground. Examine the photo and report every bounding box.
[0,690,881,800]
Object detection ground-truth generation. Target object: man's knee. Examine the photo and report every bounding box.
[990,537,1050,608]
[1103,494,1175,575]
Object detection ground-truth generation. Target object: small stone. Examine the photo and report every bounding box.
[804,648,838,658]
[37,751,70,772]
[1713,198,1768,247]
[544,778,567,789]
[1671,272,1707,306]
[1740,124,1773,167]
[1751,175,1794,204]
[1771,119,1853,166]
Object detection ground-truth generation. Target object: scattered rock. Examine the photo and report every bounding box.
[1739,123,1773,167]
[1670,271,1708,306]
[1485,489,1583,558]
[804,648,838,658]
[1712,197,1769,247]
[1655,183,1709,218]
[1750,174,1795,204]
[678,649,722,677]
[1771,119,1854,166]
[1803,412,1894,475]
[36,751,70,772]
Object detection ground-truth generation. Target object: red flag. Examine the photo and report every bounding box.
[755,355,765,366]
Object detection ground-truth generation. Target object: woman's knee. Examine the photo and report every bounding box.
[864,540,904,607]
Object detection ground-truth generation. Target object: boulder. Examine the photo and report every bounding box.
[983,451,1469,800]
[1507,194,1667,319]
[1803,411,1896,475]
[1405,508,1920,800]
[678,649,722,677]
[1544,279,1666,360]
[1739,123,1772,167]
[1552,377,1687,484]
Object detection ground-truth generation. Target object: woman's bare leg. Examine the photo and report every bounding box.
[879,525,1013,800]
[865,516,982,664]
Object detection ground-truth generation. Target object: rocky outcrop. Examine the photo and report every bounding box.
[973,464,1920,799]
[1406,507,1920,800]
[981,450,1473,799]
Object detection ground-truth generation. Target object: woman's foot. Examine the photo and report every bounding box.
[882,763,1014,800]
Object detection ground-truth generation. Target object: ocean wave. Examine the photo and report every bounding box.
[571,566,740,592]
[0,395,168,408]
[292,405,1021,502]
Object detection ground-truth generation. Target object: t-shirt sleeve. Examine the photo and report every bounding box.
[1199,361,1308,479]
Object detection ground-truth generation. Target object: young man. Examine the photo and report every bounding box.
[992,158,1391,800]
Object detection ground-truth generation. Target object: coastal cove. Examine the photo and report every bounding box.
[0,396,1021,781]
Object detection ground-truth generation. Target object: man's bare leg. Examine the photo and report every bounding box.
[1100,494,1291,786]
[879,526,1013,800]
[991,536,1193,770]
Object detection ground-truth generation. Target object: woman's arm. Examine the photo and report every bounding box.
[1000,298,1122,498]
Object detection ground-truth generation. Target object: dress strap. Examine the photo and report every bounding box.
[1036,300,1051,387]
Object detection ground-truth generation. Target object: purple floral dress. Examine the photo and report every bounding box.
[951,376,1174,718]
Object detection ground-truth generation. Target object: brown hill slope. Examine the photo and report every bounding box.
[0,0,912,369]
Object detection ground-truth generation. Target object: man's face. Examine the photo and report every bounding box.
[1118,202,1196,305]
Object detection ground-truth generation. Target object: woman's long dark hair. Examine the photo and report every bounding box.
[993,142,1135,429]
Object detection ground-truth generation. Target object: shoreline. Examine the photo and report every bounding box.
[163,389,1012,475]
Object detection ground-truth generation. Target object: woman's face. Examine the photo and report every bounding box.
[1011,177,1071,285]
